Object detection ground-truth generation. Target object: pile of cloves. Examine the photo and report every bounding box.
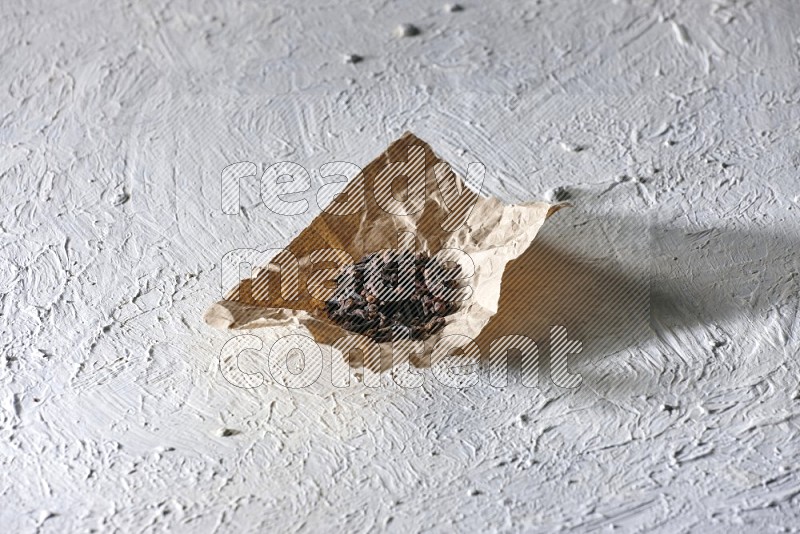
[324,250,462,342]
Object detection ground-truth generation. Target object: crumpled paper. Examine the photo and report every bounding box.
[205,132,563,371]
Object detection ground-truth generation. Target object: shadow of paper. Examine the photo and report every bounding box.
[472,211,653,388]
[471,211,800,397]
[647,223,800,339]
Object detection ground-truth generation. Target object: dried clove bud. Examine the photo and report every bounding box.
[325,250,462,342]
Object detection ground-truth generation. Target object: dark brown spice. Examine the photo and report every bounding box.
[325,251,462,342]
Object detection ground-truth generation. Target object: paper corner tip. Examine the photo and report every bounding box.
[396,130,425,144]
[203,301,235,330]
[546,202,571,216]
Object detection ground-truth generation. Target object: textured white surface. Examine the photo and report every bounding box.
[2,0,800,532]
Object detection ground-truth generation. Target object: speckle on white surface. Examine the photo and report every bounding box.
[111,191,130,206]
[670,21,692,46]
[559,141,584,153]
[343,53,363,64]
[394,23,420,37]
[544,186,571,202]
[444,3,463,12]
[2,0,800,531]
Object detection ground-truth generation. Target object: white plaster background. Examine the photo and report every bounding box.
[2,0,799,532]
